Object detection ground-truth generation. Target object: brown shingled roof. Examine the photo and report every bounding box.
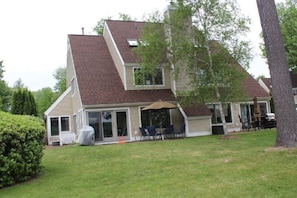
[261,77,272,90]
[69,35,175,106]
[182,104,212,117]
[105,20,146,63]
[243,71,270,98]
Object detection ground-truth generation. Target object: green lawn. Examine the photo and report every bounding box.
[1,129,297,197]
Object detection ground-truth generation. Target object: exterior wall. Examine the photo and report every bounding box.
[186,116,212,137]
[103,24,126,88]
[172,64,192,94]
[48,92,72,117]
[45,89,73,145]
[129,106,142,140]
[66,42,75,87]
[125,65,172,90]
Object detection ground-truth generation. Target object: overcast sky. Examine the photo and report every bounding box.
[0,0,284,91]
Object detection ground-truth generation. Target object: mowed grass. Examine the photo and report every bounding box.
[1,129,297,197]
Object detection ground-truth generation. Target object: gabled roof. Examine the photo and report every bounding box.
[105,20,146,63]
[243,72,270,98]
[261,77,272,90]
[68,35,175,106]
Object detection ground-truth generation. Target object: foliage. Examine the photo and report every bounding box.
[93,13,133,35]
[0,61,12,112]
[13,78,25,89]
[0,111,45,188]
[260,0,297,71]
[135,0,251,135]
[11,88,37,116]
[2,130,297,197]
[34,87,57,117]
[278,0,297,71]
[53,67,66,94]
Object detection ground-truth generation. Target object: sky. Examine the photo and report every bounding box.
[0,0,284,91]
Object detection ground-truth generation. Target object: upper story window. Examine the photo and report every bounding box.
[133,67,164,86]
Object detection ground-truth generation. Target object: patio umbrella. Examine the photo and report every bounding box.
[142,100,176,134]
[142,100,176,111]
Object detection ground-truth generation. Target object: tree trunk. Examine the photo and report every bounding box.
[218,101,228,136]
[257,0,297,147]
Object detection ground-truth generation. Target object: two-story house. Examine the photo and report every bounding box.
[45,7,271,145]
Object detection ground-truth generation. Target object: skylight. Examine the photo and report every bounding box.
[127,39,139,47]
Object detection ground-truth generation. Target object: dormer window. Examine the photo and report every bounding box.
[133,67,164,86]
[127,39,139,47]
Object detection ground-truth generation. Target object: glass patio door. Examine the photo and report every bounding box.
[88,111,128,142]
[88,112,103,141]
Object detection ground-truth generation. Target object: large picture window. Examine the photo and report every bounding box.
[134,67,163,86]
[141,108,170,128]
[207,103,232,124]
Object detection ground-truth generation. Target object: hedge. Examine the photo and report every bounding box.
[0,111,45,188]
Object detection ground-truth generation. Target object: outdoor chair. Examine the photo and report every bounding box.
[174,124,185,138]
[147,126,161,140]
[164,124,174,139]
[139,127,149,141]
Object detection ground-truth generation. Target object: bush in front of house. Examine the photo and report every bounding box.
[0,111,45,188]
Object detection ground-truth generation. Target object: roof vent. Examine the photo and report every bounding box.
[81,27,84,35]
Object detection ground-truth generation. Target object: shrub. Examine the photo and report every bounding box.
[0,111,45,188]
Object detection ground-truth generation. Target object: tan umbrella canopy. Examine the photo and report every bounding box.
[142,100,176,111]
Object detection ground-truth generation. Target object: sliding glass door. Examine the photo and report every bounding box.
[88,110,128,142]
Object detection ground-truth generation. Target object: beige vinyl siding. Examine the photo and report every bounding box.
[129,106,142,138]
[170,108,185,130]
[188,118,211,133]
[174,64,192,93]
[187,116,212,137]
[66,44,75,87]
[48,92,72,117]
[71,79,82,113]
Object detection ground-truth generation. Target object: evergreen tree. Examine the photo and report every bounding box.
[11,88,37,116]
[0,61,12,111]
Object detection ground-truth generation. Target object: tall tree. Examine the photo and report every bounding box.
[135,0,251,135]
[13,78,25,89]
[11,88,24,115]
[257,0,297,147]
[276,0,297,71]
[260,0,297,71]
[34,87,56,117]
[53,67,66,94]
[0,61,12,112]
[11,88,37,116]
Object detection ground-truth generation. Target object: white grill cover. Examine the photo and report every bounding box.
[78,126,95,146]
